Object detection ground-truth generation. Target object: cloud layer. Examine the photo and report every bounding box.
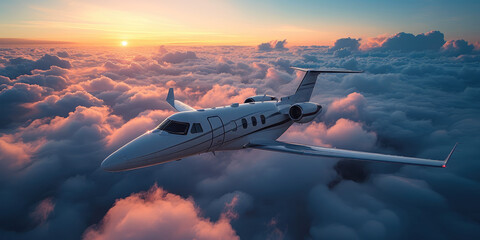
[1,30,479,239]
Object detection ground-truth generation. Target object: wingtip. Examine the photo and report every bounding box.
[167,88,174,101]
[443,142,458,167]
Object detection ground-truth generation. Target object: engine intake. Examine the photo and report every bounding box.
[288,102,322,123]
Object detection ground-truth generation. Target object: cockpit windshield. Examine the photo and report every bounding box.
[157,119,190,135]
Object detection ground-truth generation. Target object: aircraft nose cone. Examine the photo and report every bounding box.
[101,153,125,172]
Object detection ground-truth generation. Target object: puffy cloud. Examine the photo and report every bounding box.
[15,73,68,91]
[111,86,172,119]
[57,51,70,58]
[0,54,72,79]
[325,92,367,122]
[159,51,198,64]
[282,119,376,151]
[379,31,446,52]
[196,84,256,108]
[83,185,239,240]
[333,48,352,58]
[442,39,475,56]
[80,76,121,92]
[257,39,288,52]
[0,134,37,170]
[29,91,104,118]
[107,109,173,148]
[329,37,361,52]
[0,82,48,103]
[0,83,50,127]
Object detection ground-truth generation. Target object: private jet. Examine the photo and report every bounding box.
[101,67,457,171]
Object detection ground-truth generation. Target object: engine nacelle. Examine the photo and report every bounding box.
[288,102,323,123]
[244,95,278,103]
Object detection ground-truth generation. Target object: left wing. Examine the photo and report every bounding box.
[166,88,196,112]
[247,140,457,168]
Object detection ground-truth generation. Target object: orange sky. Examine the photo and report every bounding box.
[0,0,479,46]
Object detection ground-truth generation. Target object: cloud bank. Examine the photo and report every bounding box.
[0,30,479,239]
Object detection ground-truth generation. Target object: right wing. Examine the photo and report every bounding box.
[247,140,457,168]
[166,88,196,112]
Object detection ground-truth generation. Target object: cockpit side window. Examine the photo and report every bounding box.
[191,123,204,134]
[158,120,190,135]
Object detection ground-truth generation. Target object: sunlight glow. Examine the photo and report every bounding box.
[121,41,128,46]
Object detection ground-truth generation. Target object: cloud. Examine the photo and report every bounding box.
[282,118,377,151]
[29,91,104,118]
[159,51,198,64]
[442,39,475,56]
[15,73,68,91]
[31,198,55,225]
[196,84,256,108]
[0,134,37,170]
[0,54,72,79]
[0,34,479,239]
[325,92,367,123]
[257,39,288,52]
[329,37,361,52]
[57,51,70,58]
[83,185,239,240]
[107,109,173,148]
[378,31,446,52]
[0,83,50,127]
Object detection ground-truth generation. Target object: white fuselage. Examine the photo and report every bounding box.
[101,101,294,171]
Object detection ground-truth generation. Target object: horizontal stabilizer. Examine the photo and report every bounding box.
[247,140,457,168]
[291,67,364,73]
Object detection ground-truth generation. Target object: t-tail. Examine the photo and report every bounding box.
[281,67,363,103]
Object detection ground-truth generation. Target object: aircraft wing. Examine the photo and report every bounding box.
[166,88,196,112]
[246,140,457,168]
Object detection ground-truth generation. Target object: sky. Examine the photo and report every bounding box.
[0,0,479,46]
[1,1,480,240]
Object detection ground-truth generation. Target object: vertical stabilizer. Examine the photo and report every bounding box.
[285,67,363,103]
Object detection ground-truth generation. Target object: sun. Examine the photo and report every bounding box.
[121,41,128,46]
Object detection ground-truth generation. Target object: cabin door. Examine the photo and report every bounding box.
[207,116,225,151]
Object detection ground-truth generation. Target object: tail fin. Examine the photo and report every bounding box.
[285,67,363,103]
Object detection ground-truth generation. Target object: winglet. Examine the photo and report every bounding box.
[167,88,175,106]
[442,143,458,168]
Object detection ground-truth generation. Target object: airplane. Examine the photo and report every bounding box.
[101,67,457,172]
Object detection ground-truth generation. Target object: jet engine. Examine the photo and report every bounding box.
[244,95,278,103]
[288,102,322,123]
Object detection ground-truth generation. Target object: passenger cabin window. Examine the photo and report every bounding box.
[251,116,257,126]
[241,118,247,129]
[191,123,203,134]
[260,115,266,124]
[158,120,190,135]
